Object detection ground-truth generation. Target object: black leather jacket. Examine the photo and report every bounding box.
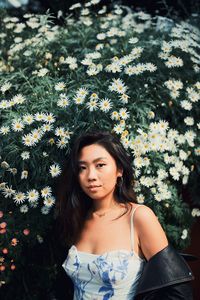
[135,244,194,300]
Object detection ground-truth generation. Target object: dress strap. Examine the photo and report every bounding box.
[130,205,144,252]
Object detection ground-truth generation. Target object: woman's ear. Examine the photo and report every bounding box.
[117,168,123,177]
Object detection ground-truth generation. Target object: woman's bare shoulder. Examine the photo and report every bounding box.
[130,202,154,216]
[130,203,168,260]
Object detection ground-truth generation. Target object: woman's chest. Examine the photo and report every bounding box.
[75,216,136,254]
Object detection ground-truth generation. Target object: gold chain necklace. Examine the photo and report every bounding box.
[92,205,123,218]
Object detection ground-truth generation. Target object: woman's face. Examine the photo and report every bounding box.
[78,144,122,202]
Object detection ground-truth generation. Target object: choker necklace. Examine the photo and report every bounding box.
[92,205,121,218]
[93,211,107,217]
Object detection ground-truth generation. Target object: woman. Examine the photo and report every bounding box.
[58,131,194,299]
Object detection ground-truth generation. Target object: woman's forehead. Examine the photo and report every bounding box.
[78,144,113,162]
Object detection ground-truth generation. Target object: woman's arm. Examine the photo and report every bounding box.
[134,205,168,261]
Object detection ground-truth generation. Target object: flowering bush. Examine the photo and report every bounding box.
[0,0,200,294]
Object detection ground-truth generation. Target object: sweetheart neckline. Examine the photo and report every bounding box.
[69,245,145,261]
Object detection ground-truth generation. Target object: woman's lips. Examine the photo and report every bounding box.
[87,185,101,192]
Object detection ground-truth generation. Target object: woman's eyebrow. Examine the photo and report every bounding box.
[78,157,107,164]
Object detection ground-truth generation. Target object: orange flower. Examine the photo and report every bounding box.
[10,264,16,270]
[0,211,3,218]
[0,265,5,271]
[23,229,30,235]
[2,248,8,254]
[0,229,6,234]
[11,238,18,246]
[0,222,7,229]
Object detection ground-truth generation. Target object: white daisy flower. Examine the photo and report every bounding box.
[188,91,200,103]
[158,120,169,132]
[21,170,28,179]
[136,194,145,203]
[65,56,77,64]
[119,108,130,120]
[42,124,53,132]
[44,113,56,123]
[86,99,98,111]
[169,167,180,181]
[49,164,62,177]
[0,182,7,190]
[9,168,17,175]
[74,95,85,105]
[20,205,29,213]
[130,47,143,58]
[37,68,49,77]
[96,33,106,40]
[140,176,155,187]
[157,169,168,180]
[99,98,112,112]
[81,58,93,66]
[128,37,139,44]
[90,93,98,100]
[121,137,130,149]
[145,63,157,72]
[165,56,183,68]
[55,82,66,91]
[55,127,65,137]
[12,94,26,104]
[23,114,34,125]
[12,120,24,132]
[161,41,172,53]
[45,52,52,59]
[1,161,10,168]
[2,186,15,198]
[181,229,188,240]
[43,196,56,207]
[69,3,82,10]
[180,99,193,110]
[110,111,119,120]
[32,128,43,141]
[113,124,124,134]
[35,112,46,121]
[191,208,200,217]
[21,151,30,160]
[1,82,12,93]
[109,78,127,94]
[194,148,200,156]
[22,134,36,147]
[170,90,180,99]
[134,157,144,168]
[57,97,70,107]
[41,186,52,198]
[41,206,50,215]
[0,126,10,135]
[154,193,162,202]
[147,111,155,119]
[13,192,26,205]
[0,100,9,109]
[56,138,68,149]
[27,189,39,202]
[77,87,88,98]
[184,117,194,126]
[105,63,122,73]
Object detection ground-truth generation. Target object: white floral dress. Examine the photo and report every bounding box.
[62,205,146,300]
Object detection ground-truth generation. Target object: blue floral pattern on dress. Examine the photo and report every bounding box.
[62,245,145,300]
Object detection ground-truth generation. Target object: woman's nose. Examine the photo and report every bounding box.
[87,167,97,181]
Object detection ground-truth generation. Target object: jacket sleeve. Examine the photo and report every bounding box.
[135,244,194,300]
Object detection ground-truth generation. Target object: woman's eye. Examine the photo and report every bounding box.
[79,166,86,171]
[96,163,106,168]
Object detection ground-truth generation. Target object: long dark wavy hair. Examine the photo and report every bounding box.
[56,131,137,248]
